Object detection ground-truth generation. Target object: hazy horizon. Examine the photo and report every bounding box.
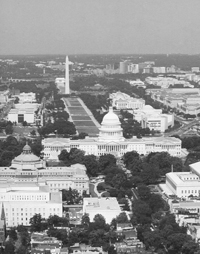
[1,0,200,55]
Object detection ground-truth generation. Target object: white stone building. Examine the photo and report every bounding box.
[83,197,121,223]
[161,161,200,199]
[42,107,182,160]
[134,105,174,133]
[7,108,35,124]
[109,92,145,110]
[15,92,36,103]
[1,183,62,228]
[0,144,89,194]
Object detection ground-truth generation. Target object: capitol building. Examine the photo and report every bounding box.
[42,107,182,160]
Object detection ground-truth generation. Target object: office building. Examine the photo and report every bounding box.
[153,67,166,73]
[161,161,200,199]
[109,91,145,110]
[7,108,35,124]
[192,67,200,73]
[134,105,174,133]
[83,197,121,223]
[0,144,89,194]
[0,182,62,227]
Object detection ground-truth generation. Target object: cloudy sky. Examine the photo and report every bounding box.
[1,0,200,55]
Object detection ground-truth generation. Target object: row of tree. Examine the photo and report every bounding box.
[132,184,199,254]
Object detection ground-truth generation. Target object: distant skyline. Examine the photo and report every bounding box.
[1,0,200,55]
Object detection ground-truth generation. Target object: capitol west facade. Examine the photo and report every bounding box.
[42,107,182,160]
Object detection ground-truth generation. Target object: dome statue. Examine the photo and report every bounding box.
[98,107,124,142]
[11,142,45,171]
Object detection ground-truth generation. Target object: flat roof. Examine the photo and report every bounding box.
[166,172,200,187]
[84,197,120,211]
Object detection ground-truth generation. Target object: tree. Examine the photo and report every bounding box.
[81,213,90,227]
[22,121,28,127]
[30,139,43,157]
[83,155,99,177]
[69,148,85,164]
[62,188,82,204]
[8,227,17,241]
[137,185,151,201]
[140,163,160,184]
[132,200,152,225]
[143,230,163,251]
[78,132,88,139]
[118,198,130,211]
[29,213,46,232]
[182,240,199,254]
[47,228,68,246]
[15,246,27,254]
[116,212,129,223]
[47,215,69,227]
[123,151,140,168]
[5,136,18,146]
[58,149,70,163]
[93,214,106,230]
[4,241,15,254]
[148,194,166,213]
[99,154,116,173]
[5,124,13,135]
[0,151,15,166]
[14,97,19,104]
[30,130,36,136]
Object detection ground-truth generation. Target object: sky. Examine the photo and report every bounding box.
[1,0,200,55]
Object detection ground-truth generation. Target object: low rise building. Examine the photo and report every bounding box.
[0,183,62,227]
[7,108,35,123]
[31,232,62,249]
[83,197,121,223]
[134,105,174,133]
[192,67,200,73]
[110,91,145,110]
[0,90,10,104]
[15,92,36,103]
[152,67,166,73]
[160,161,200,200]
[115,223,143,254]
[145,77,190,88]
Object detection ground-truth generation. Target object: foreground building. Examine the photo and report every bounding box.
[83,197,121,223]
[0,183,62,227]
[42,107,182,159]
[0,144,89,194]
[0,144,90,227]
[161,161,200,199]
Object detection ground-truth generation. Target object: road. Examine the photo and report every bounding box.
[164,117,200,137]
[131,188,139,201]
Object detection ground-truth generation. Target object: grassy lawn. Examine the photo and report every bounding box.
[89,183,98,197]
[71,116,92,120]
[13,126,38,136]
[76,126,99,136]
[73,121,96,126]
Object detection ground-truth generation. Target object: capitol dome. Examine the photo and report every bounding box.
[101,107,121,126]
[98,107,124,142]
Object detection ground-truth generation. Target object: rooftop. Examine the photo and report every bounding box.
[83,197,120,210]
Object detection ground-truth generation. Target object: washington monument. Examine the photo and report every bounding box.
[65,56,70,94]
